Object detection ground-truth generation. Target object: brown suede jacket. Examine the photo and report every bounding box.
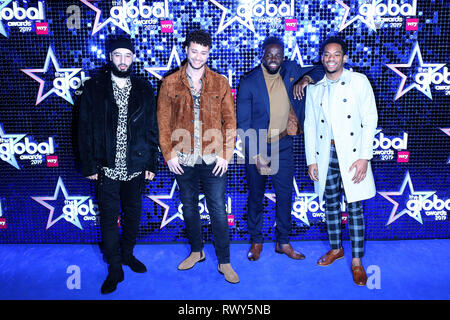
[157,63,236,162]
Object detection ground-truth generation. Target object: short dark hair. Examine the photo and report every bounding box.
[184,29,212,49]
[262,36,284,52]
[321,37,348,55]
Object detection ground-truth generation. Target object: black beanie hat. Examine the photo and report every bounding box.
[107,36,135,54]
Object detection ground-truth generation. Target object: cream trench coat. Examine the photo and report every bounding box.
[304,68,378,203]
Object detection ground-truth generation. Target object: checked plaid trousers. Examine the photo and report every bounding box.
[324,144,365,258]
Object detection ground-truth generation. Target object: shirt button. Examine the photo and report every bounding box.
[320,135,323,139]
[341,81,345,85]
[321,119,325,123]
[353,148,356,152]
[316,151,319,155]
[350,132,354,136]
[347,115,351,119]
[343,98,347,102]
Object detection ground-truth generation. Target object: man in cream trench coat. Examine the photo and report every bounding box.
[304,37,378,286]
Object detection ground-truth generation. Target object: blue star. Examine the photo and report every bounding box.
[21,46,82,105]
[378,171,436,226]
[386,41,445,100]
[145,46,182,80]
[335,0,378,32]
[209,0,256,34]
[147,180,184,229]
[79,0,130,35]
[31,177,89,230]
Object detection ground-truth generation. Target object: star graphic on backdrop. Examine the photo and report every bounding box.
[79,0,130,35]
[290,44,313,67]
[265,177,314,226]
[386,41,445,100]
[209,0,256,34]
[335,0,378,32]
[0,0,12,37]
[440,128,450,164]
[31,177,90,230]
[145,46,182,80]
[0,124,26,170]
[148,180,184,229]
[21,46,82,105]
[378,171,435,226]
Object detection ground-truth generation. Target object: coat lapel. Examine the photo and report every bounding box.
[128,76,140,119]
[255,66,271,117]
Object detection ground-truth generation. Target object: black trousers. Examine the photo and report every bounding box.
[96,171,145,266]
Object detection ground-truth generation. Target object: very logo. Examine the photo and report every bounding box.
[237,0,295,18]
[359,0,417,17]
[0,1,45,21]
[110,0,169,20]
[160,20,173,33]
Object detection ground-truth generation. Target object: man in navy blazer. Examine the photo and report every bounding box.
[237,36,324,261]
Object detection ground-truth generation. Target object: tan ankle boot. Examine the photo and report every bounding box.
[218,263,240,284]
[177,251,205,270]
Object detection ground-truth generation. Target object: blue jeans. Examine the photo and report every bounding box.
[175,160,230,264]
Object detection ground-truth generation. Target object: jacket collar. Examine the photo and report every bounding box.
[179,62,211,91]
[315,68,352,86]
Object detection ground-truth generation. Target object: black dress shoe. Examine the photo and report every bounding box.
[122,255,147,273]
[101,266,124,294]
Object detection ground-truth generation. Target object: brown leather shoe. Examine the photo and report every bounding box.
[317,248,344,266]
[275,243,305,260]
[247,243,263,261]
[351,264,367,286]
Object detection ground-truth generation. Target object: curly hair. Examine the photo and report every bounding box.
[321,36,348,55]
[184,29,212,49]
[261,36,284,52]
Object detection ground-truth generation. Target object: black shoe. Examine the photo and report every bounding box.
[122,255,147,273]
[101,266,124,294]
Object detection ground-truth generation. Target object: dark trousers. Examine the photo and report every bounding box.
[96,172,145,266]
[175,161,230,264]
[245,135,294,245]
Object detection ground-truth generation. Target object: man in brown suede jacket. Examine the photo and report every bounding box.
[157,29,238,283]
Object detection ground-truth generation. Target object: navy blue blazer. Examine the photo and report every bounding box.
[236,60,324,157]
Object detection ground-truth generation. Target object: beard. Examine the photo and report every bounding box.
[262,62,281,74]
[111,62,133,78]
[187,58,206,70]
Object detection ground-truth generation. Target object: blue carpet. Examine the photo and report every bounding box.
[0,240,449,300]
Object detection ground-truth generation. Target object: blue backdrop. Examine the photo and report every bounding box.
[0,0,448,244]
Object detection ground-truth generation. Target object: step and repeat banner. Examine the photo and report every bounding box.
[0,0,448,243]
